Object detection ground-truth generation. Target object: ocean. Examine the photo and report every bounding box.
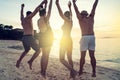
[22,28,120,71]
[49,29,120,71]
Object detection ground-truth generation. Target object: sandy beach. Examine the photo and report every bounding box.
[0,40,120,80]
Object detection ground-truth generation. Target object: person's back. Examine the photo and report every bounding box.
[62,17,72,37]
[78,15,94,35]
[21,15,34,35]
[38,16,48,33]
[20,4,39,35]
[38,0,51,33]
[72,0,98,77]
[16,2,43,70]
[37,0,53,78]
[38,0,53,48]
[56,0,77,78]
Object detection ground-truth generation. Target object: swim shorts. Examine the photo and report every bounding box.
[22,35,39,52]
[80,35,95,51]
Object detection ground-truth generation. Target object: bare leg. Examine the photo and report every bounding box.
[79,51,86,75]
[40,47,50,78]
[89,50,96,77]
[28,50,40,70]
[60,48,77,78]
[67,50,73,68]
[16,50,29,68]
[67,50,75,78]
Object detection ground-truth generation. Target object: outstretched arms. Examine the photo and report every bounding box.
[68,1,72,18]
[72,0,81,19]
[90,0,98,17]
[55,0,65,19]
[27,1,45,18]
[44,0,48,10]
[56,0,72,20]
[20,4,24,21]
[46,0,52,20]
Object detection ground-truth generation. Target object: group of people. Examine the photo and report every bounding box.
[16,0,98,79]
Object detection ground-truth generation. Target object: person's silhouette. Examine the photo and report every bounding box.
[56,0,77,78]
[16,1,44,70]
[37,0,54,78]
[72,0,99,77]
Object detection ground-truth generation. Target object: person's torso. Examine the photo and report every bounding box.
[38,17,48,33]
[79,16,94,36]
[62,19,73,37]
[21,17,34,35]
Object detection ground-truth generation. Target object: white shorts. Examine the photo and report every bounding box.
[80,35,95,51]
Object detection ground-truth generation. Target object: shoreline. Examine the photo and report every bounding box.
[0,40,120,80]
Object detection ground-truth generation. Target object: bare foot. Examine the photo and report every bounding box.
[78,71,83,76]
[16,60,20,68]
[70,70,77,78]
[92,73,96,77]
[28,61,32,70]
[40,71,46,79]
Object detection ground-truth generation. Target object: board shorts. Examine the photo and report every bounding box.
[80,35,95,51]
[22,35,40,52]
[38,27,54,48]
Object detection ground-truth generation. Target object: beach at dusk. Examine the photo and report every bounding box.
[0,38,120,80]
[0,0,120,80]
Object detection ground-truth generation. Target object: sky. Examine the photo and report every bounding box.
[0,0,120,37]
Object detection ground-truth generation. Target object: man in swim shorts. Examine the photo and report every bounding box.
[72,0,99,77]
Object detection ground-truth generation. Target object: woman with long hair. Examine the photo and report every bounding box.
[56,0,77,78]
[37,0,54,78]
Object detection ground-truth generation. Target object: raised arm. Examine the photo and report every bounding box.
[55,0,66,20]
[46,0,52,20]
[20,4,24,21]
[44,0,48,10]
[72,0,81,19]
[90,0,98,17]
[68,1,72,17]
[28,1,45,18]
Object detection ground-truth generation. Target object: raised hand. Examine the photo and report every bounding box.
[44,0,48,4]
[72,0,77,3]
[56,0,59,4]
[21,4,24,8]
[68,1,71,8]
